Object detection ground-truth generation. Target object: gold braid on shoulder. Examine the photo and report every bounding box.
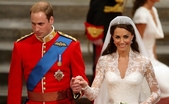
[57,31,77,41]
[16,32,34,42]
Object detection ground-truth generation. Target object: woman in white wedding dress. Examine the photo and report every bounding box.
[132,0,169,103]
[70,16,160,104]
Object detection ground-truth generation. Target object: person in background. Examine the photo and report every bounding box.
[84,0,124,83]
[132,0,169,103]
[71,16,161,104]
[7,1,88,104]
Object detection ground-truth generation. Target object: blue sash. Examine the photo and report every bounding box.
[27,36,72,91]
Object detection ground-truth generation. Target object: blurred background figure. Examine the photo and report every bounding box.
[132,0,169,103]
[84,0,124,83]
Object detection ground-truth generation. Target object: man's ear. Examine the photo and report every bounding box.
[49,16,54,24]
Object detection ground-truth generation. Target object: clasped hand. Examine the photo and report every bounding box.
[70,75,88,93]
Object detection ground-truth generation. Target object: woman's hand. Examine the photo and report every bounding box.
[70,75,88,93]
[70,76,82,93]
[75,75,88,90]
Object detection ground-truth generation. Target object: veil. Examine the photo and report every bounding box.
[94,16,151,104]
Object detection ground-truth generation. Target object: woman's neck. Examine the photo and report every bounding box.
[143,0,155,10]
[118,50,130,58]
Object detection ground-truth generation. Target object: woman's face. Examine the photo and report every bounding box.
[112,27,134,52]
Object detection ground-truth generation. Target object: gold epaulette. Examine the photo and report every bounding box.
[16,32,33,42]
[57,31,77,41]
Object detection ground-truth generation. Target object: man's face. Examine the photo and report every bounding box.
[30,12,54,39]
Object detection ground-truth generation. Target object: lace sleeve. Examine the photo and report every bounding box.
[83,56,106,101]
[141,58,161,104]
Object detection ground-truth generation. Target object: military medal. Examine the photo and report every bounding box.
[54,69,64,81]
[57,62,62,66]
[57,54,62,66]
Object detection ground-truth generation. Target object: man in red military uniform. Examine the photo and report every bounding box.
[7,1,88,104]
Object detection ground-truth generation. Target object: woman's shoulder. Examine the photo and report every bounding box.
[99,54,111,60]
[152,6,157,11]
[99,53,116,61]
[152,6,158,14]
[135,7,149,14]
[133,7,149,23]
[134,52,151,63]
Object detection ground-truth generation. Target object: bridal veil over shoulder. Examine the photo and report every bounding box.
[94,16,150,104]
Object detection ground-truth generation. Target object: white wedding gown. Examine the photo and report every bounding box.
[83,50,160,104]
[133,6,169,98]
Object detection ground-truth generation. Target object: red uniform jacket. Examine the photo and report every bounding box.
[8,31,88,104]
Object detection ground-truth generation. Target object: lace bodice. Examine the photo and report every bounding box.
[84,50,160,104]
